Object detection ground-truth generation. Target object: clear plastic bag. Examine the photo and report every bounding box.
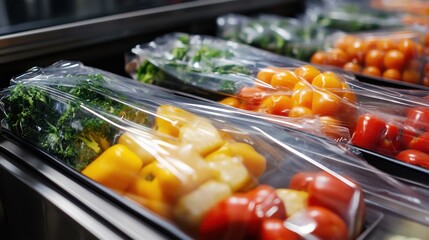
[127,33,429,172]
[304,0,404,32]
[2,61,429,239]
[127,33,360,141]
[309,29,428,85]
[217,14,334,61]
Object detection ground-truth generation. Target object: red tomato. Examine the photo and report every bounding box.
[307,172,365,238]
[199,185,286,240]
[351,114,386,151]
[405,107,429,132]
[408,132,429,154]
[401,124,420,149]
[238,87,266,110]
[260,218,300,240]
[288,172,317,191]
[289,172,365,239]
[293,206,348,240]
[377,122,403,157]
[396,149,429,169]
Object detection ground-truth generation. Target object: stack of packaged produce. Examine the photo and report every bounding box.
[127,33,429,172]
[217,0,429,88]
[2,61,429,239]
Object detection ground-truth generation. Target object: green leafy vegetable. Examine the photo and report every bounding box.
[2,74,148,170]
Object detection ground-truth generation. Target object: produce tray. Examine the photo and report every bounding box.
[355,146,429,187]
[355,73,429,90]
[0,129,386,240]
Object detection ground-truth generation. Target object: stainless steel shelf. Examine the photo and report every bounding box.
[0,136,184,239]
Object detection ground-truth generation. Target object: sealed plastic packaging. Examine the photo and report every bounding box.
[306,2,403,32]
[371,0,429,15]
[309,30,429,86]
[127,33,429,173]
[2,61,429,239]
[127,33,360,141]
[217,14,334,61]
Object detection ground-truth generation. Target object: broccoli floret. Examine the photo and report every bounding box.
[2,74,149,171]
[3,83,59,142]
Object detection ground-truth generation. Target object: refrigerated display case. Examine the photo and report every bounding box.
[1,1,429,239]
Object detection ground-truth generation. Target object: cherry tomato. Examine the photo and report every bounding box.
[343,62,362,73]
[259,95,293,116]
[376,39,396,52]
[289,172,365,238]
[402,70,420,84]
[326,48,349,68]
[307,172,365,234]
[292,82,313,108]
[260,218,300,240]
[397,39,418,61]
[382,69,402,80]
[238,87,266,110]
[401,124,420,149]
[312,72,343,90]
[289,172,317,191]
[377,122,402,157]
[408,132,429,154]
[351,113,386,151]
[346,39,367,63]
[334,35,357,51]
[311,51,328,65]
[219,97,240,108]
[362,66,382,77]
[271,70,301,90]
[396,149,429,169]
[405,107,429,132]
[384,50,405,70]
[199,185,286,240]
[364,38,379,50]
[294,65,321,83]
[312,90,341,116]
[365,49,384,69]
[256,68,277,84]
[406,59,421,71]
[291,206,348,240]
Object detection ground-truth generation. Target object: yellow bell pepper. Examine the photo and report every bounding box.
[126,162,181,203]
[126,144,213,200]
[117,132,156,166]
[82,144,143,193]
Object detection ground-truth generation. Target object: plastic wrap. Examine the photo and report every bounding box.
[2,61,429,239]
[127,33,360,141]
[127,33,429,173]
[217,14,334,61]
[309,30,429,86]
[304,0,403,32]
[371,0,429,15]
